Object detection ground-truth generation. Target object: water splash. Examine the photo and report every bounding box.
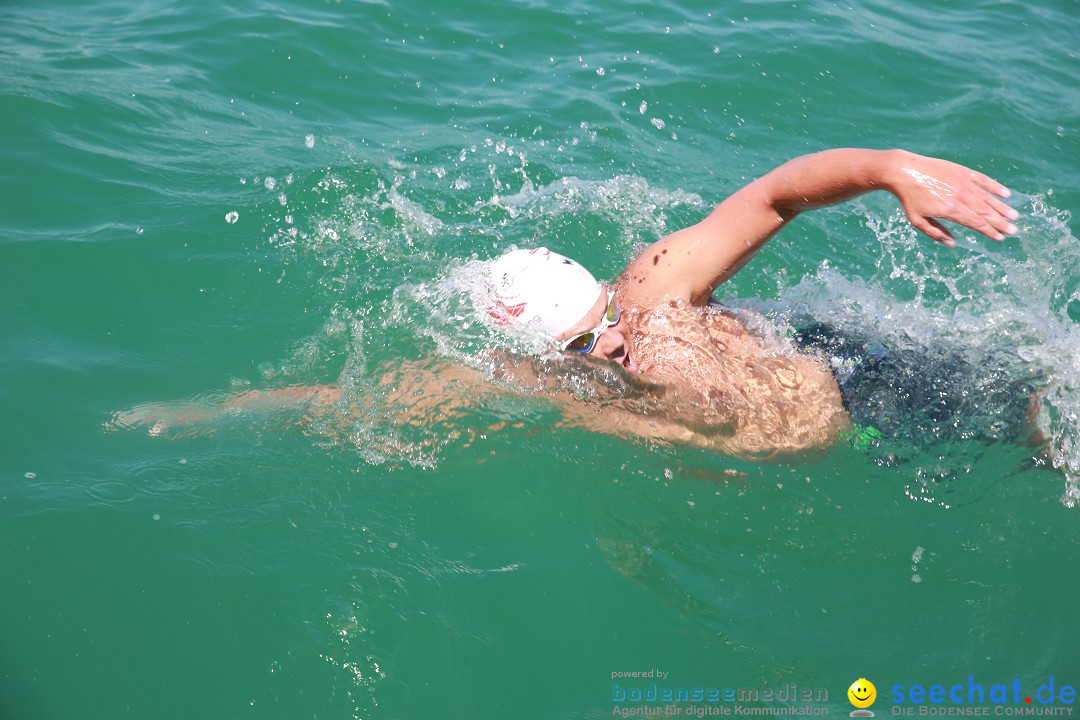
[752,193,1080,504]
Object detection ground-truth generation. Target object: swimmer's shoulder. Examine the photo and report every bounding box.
[615,241,712,310]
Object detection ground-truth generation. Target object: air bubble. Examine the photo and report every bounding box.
[305,134,316,149]
[264,177,276,190]
[911,546,925,583]
[225,211,239,224]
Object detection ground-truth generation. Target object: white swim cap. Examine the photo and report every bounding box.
[488,247,602,337]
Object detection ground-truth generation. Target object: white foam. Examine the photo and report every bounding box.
[772,193,1080,503]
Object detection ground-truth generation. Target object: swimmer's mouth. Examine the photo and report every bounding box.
[623,352,638,373]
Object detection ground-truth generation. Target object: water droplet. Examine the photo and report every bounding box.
[639,101,648,114]
[305,134,316,149]
[650,117,666,130]
[225,211,239,224]
[596,67,605,76]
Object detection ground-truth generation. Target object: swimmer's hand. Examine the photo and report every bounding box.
[883,150,1019,247]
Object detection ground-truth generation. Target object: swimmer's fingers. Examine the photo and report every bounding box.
[909,215,956,247]
[966,204,1018,242]
[968,169,1011,200]
[958,171,1019,240]
[976,193,1021,237]
[906,201,996,247]
[947,187,1020,242]
[946,202,1008,242]
[913,204,1015,246]
[915,185,1017,245]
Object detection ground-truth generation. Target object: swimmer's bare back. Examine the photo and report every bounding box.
[613,299,850,456]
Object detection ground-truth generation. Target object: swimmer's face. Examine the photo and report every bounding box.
[557,288,638,373]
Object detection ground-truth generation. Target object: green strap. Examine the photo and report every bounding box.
[845,423,883,451]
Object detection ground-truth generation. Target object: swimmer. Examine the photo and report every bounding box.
[482,148,1024,456]
[112,148,1034,458]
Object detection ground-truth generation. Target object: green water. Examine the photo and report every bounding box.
[3,1,1080,718]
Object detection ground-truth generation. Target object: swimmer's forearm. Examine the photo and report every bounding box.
[224,384,342,410]
[621,150,899,298]
[760,148,1016,245]
[759,148,902,216]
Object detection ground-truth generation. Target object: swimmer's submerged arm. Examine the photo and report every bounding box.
[621,148,1019,306]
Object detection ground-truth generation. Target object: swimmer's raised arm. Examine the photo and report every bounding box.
[620,149,1019,306]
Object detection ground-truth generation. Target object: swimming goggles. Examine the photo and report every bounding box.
[562,292,620,353]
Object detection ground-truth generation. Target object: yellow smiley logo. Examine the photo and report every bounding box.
[848,678,876,709]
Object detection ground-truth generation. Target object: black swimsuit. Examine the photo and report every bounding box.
[792,321,1039,445]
